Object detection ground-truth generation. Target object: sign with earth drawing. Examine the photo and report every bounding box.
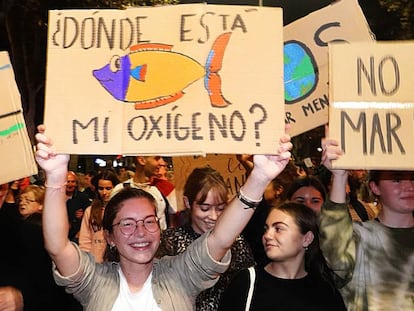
[44,4,284,156]
[283,0,373,137]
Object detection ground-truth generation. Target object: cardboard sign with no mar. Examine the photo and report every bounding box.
[44,4,284,156]
[329,41,414,170]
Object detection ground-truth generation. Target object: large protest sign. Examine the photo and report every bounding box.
[44,4,284,156]
[172,154,246,211]
[284,0,373,137]
[0,52,38,184]
[329,41,414,170]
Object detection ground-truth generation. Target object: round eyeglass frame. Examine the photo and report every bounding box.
[112,215,160,235]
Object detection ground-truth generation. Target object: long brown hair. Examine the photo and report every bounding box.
[88,169,120,232]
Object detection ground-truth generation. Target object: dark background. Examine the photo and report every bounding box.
[1,0,412,171]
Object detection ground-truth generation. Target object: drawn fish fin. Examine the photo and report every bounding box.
[134,92,184,110]
[131,64,147,82]
[205,73,231,108]
[130,43,173,52]
[205,32,231,73]
[205,32,232,107]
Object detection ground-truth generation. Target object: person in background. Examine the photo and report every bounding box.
[3,177,31,206]
[0,181,82,311]
[283,175,327,213]
[320,135,414,310]
[347,170,379,221]
[82,170,97,201]
[79,169,120,262]
[17,185,44,225]
[111,155,176,230]
[219,202,346,311]
[151,157,179,227]
[157,166,255,311]
[66,171,91,243]
[34,124,292,311]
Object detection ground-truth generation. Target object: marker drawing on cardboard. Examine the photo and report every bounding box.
[44,4,285,155]
[93,32,231,110]
[0,52,38,184]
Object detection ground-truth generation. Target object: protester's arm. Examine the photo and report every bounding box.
[0,286,23,311]
[320,133,356,283]
[320,137,348,203]
[207,135,292,262]
[35,125,80,276]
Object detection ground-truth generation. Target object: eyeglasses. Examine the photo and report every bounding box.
[112,215,160,235]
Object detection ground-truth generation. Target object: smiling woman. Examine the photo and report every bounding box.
[157,166,255,311]
[219,202,346,311]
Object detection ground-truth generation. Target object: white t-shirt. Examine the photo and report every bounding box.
[111,268,161,311]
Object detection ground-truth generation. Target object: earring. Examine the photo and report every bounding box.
[304,246,309,251]
[109,244,116,252]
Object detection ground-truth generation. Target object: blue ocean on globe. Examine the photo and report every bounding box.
[284,41,318,104]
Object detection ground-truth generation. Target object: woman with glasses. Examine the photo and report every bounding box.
[17,185,45,224]
[34,124,292,311]
[157,166,255,311]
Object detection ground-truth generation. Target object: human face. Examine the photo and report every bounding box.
[190,189,226,234]
[290,186,323,213]
[66,172,77,194]
[370,171,414,216]
[143,156,163,178]
[19,191,42,219]
[107,197,160,265]
[98,179,114,204]
[262,209,311,263]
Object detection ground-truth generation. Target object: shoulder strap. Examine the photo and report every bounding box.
[350,194,369,221]
[245,266,256,311]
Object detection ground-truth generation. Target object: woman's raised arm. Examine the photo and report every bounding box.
[35,125,80,276]
[207,134,292,261]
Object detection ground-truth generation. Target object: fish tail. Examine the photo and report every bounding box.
[205,32,232,108]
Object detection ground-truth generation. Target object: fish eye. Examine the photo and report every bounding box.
[109,55,121,73]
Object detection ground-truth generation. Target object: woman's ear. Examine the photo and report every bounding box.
[303,231,314,248]
[369,180,381,196]
[183,196,191,210]
[104,230,114,246]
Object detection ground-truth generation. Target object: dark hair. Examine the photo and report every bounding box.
[102,187,157,262]
[184,166,228,206]
[88,169,120,231]
[368,170,381,184]
[266,202,336,288]
[283,176,327,202]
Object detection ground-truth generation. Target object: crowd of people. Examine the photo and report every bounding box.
[0,124,412,311]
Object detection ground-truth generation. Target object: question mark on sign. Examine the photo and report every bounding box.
[249,103,267,147]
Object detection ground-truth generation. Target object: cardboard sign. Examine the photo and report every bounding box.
[284,0,373,137]
[172,154,246,211]
[329,41,414,170]
[0,52,38,184]
[44,4,284,156]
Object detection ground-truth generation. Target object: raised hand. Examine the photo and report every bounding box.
[35,125,69,177]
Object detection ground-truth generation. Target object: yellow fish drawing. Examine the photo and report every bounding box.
[93,32,232,109]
